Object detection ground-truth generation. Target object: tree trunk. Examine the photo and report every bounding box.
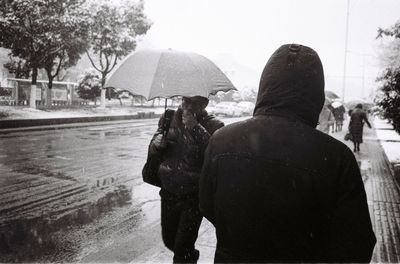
[100,89,106,108]
[46,77,53,107]
[100,74,106,108]
[30,67,38,108]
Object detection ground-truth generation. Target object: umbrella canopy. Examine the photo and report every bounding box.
[324,96,332,106]
[325,90,340,100]
[345,99,373,110]
[331,99,343,108]
[105,49,237,100]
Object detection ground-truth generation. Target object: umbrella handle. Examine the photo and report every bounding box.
[164,98,167,110]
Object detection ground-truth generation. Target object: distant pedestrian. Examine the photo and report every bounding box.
[349,103,372,152]
[333,104,346,132]
[199,44,376,263]
[327,108,335,133]
[143,96,223,263]
[317,101,331,133]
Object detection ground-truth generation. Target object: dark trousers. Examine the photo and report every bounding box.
[160,189,202,263]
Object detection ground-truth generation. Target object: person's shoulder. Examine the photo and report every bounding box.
[211,117,253,139]
[312,127,350,153]
[202,113,224,132]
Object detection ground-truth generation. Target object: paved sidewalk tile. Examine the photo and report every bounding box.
[331,122,400,263]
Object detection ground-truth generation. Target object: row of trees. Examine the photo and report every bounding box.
[376,21,400,133]
[0,0,152,108]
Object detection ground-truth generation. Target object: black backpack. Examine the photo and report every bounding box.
[142,109,175,187]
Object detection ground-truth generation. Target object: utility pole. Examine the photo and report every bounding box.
[348,50,373,100]
[361,55,365,99]
[342,0,350,102]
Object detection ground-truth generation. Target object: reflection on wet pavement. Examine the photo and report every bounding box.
[0,119,158,262]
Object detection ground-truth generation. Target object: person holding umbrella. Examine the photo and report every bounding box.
[333,104,346,132]
[144,96,223,263]
[106,49,235,262]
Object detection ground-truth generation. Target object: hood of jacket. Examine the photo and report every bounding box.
[253,44,325,127]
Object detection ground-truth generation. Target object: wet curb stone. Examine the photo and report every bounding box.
[0,112,160,129]
[377,137,400,191]
[0,112,161,133]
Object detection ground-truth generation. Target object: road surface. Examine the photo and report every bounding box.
[0,116,244,262]
[1,116,399,263]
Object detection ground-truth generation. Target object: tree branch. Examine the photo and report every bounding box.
[104,51,110,71]
[106,55,119,74]
[51,51,65,79]
[99,49,104,70]
[99,36,106,70]
[86,50,102,72]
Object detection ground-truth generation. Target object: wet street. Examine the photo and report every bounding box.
[1,116,400,262]
[0,116,244,262]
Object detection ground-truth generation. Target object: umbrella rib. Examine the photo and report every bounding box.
[147,52,164,100]
[186,53,208,97]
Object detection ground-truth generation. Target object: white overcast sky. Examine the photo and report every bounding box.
[137,0,400,100]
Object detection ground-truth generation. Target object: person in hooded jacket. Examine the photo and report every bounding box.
[349,103,372,152]
[199,44,376,263]
[147,96,223,263]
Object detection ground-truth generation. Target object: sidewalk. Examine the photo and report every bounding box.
[374,117,400,188]
[327,117,400,262]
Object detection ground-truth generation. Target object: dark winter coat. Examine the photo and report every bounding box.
[199,44,376,263]
[349,108,371,143]
[333,105,346,122]
[152,108,223,195]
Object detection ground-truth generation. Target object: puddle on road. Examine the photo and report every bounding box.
[11,162,76,181]
[0,184,133,263]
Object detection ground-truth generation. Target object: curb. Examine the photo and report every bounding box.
[377,135,400,192]
[0,112,162,133]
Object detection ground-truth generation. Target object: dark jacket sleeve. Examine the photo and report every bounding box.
[189,115,224,151]
[327,147,376,262]
[362,112,372,128]
[199,136,218,225]
[148,114,167,155]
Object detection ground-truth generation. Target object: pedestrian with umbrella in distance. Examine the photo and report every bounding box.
[331,100,346,132]
[105,49,236,263]
[349,103,372,152]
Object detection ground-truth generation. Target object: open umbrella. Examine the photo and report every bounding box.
[325,90,340,100]
[104,49,236,100]
[345,98,373,110]
[331,98,343,108]
[324,96,333,107]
